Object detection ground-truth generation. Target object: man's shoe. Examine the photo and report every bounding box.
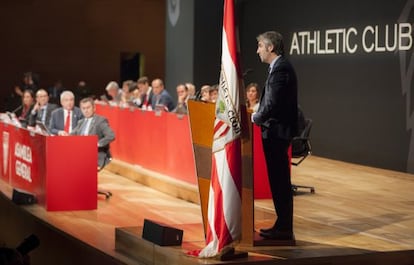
[259,227,274,234]
[259,230,295,241]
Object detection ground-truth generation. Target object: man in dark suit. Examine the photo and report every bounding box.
[134,76,153,109]
[151,78,175,111]
[28,89,58,127]
[71,97,115,168]
[49,90,83,135]
[252,31,298,243]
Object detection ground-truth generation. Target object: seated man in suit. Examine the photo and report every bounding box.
[104,81,122,104]
[28,89,58,127]
[71,97,115,168]
[173,83,189,114]
[150,78,175,112]
[49,90,83,135]
[133,76,153,109]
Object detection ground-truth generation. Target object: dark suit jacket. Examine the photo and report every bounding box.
[151,89,176,111]
[49,107,83,135]
[253,56,298,140]
[138,91,153,108]
[71,114,115,167]
[28,103,58,127]
[15,104,34,124]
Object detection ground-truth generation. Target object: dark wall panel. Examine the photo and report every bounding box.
[193,0,223,89]
[0,0,165,110]
[237,0,413,173]
[165,0,194,97]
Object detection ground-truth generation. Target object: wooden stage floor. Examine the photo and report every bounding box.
[1,156,414,264]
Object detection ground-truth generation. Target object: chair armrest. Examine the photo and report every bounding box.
[291,137,312,166]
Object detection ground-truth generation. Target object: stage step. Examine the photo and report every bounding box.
[105,159,200,204]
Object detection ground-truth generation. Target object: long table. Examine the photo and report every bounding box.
[96,104,273,199]
[0,121,98,211]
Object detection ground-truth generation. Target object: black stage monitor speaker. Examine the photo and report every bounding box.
[142,219,183,246]
[12,188,37,205]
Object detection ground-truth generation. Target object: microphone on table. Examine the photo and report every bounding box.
[11,105,23,114]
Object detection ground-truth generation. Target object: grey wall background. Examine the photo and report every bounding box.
[236,0,414,173]
[165,0,223,100]
[165,0,194,93]
[166,0,414,173]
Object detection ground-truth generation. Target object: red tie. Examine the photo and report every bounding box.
[142,94,148,106]
[64,110,71,133]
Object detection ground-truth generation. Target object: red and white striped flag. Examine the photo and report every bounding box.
[198,0,242,258]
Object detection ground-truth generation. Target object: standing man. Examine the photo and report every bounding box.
[49,90,83,135]
[28,89,58,127]
[71,97,115,168]
[252,31,298,242]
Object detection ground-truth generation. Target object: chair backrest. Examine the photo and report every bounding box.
[291,118,313,164]
[299,118,312,139]
[98,147,112,171]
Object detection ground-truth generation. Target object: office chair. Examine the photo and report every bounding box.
[97,149,113,199]
[291,118,315,194]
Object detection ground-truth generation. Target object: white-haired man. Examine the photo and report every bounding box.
[104,81,122,104]
[49,90,83,135]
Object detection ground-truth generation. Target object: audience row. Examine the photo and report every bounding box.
[6,75,261,128]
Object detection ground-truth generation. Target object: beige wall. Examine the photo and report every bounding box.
[0,0,165,105]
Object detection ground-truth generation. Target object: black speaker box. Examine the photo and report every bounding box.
[142,219,183,246]
[12,188,37,205]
